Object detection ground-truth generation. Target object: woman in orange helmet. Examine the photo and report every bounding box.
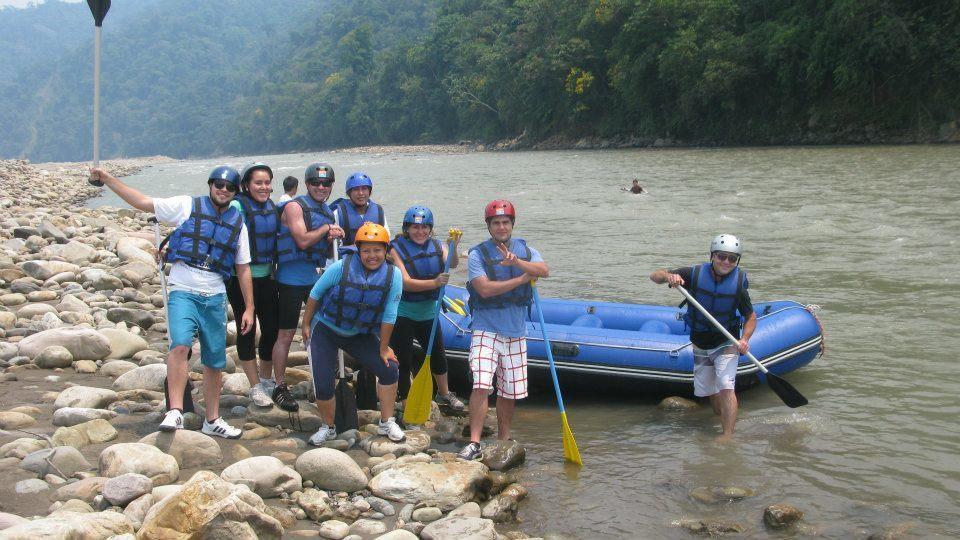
[301,222,406,445]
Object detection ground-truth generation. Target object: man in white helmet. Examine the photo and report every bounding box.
[650,234,756,442]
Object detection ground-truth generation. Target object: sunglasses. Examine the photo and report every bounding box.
[307,179,334,187]
[210,180,237,193]
[714,253,740,263]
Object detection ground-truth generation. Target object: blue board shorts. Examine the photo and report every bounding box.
[168,290,228,370]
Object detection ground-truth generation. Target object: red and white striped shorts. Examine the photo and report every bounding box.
[468,331,528,399]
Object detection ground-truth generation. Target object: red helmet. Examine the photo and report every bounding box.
[484,199,516,222]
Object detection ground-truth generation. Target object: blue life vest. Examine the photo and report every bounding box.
[466,238,533,310]
[392,236,443,302]
[276,195,335,265]
[236,193,279,265]
[320,253,396,334]
[684,262,747,334]
[165,196,243,280]
[331,198,385,245]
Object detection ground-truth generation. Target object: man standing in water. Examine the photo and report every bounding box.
[89,166,252,439]
[272,163,344,412]
[458,200,549,460]
[650,234,756,442]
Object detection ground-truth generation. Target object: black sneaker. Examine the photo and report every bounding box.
[458,441,482,461]
[272,383,300,412]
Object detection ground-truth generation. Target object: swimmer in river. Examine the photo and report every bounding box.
[622,179,644,194]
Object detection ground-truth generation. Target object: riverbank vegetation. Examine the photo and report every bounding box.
[2,0,958,161]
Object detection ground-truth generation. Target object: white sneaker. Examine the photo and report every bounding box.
[309,424,337,446]
[248,382,274,407]
[378,417,406,442]
[158,409,183,432]
[201,417,242,439]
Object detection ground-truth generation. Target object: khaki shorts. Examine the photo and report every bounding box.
[693,344,739,397]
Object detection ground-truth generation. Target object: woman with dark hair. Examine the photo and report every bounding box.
[389,205,465,419]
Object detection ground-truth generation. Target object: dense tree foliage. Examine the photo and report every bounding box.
[2,0,957,161]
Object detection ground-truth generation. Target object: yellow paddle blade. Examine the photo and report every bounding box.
[443,296,467,316]
[403,355,433,425]
[560,412,583,466]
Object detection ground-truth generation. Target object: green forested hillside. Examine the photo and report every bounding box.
[241,0,960,149]
[2,0,958,162]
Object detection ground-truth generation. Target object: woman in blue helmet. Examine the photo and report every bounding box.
[389,205,465,416]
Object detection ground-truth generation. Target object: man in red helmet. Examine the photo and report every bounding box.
[458,200,549,460]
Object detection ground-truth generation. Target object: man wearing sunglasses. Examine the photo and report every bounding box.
[88,166,254,439]
[272,162,345,411]
[650,233,755,442]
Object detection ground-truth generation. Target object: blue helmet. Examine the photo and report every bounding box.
[208,166,241,188]
[345,172,373,193]
[403,205,434,227]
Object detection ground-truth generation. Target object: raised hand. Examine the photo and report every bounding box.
[496,242,519,266]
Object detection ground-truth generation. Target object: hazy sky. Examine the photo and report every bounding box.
[0,0,81,8]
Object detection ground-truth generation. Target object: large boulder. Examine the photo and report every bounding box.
[33,345,74,369]
[20,260,80,281]
[53,385,118,410]
[99,443,179,486]
[107,307,156,329]
[220,456,302,498]
[116,237,156,265]
[480,440,526,472]
[369,460,489,511]
[56,293,91,314]
[53,407,119,427]
[113,363,167,392]
[100,360,139,378]
[100,328,150,359]
[295,448,368,493]
[18,327,111,361]
[139,430,223,469]
[20,446,91,478]
[247,404,324,432]
[102,472,154,507]
[0,411,36,430]
[420,516,498,540]
[360,431,431,457]
[40,240,98,264]
[0,510,133,539]
[51,418,118,449]
[137,470,283,539]
[51,477,107,503]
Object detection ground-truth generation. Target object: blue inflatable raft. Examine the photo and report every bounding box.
[437,285,823,391]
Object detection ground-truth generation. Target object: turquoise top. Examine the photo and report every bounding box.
[229,199,272,279]
[308,259,403,336]
[397,299,437,321]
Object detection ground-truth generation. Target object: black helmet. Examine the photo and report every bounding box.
[305,162,335,183]
[240,162,273,184]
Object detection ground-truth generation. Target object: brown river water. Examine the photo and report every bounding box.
[91,145,960,538]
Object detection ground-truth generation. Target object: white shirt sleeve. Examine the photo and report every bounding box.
[152,196,194,227]
[234,223,251,265]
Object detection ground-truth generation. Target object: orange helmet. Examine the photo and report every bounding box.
[355,222,390,246]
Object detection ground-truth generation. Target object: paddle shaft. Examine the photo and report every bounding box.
[152,220,171,343]
[532,285,568,414]
[93,26,101,168]
[331,233,345,379]
[422,238,458,360]
[676,285,766,373]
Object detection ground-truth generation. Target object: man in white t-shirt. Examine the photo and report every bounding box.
[90,166,254,439]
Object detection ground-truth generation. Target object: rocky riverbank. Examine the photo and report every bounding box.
[0,159,541,540]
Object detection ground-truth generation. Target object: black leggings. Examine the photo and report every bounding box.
[226,275,279,362]
[389,315,447,400]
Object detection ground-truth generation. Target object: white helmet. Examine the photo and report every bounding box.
[710,234,742,255]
